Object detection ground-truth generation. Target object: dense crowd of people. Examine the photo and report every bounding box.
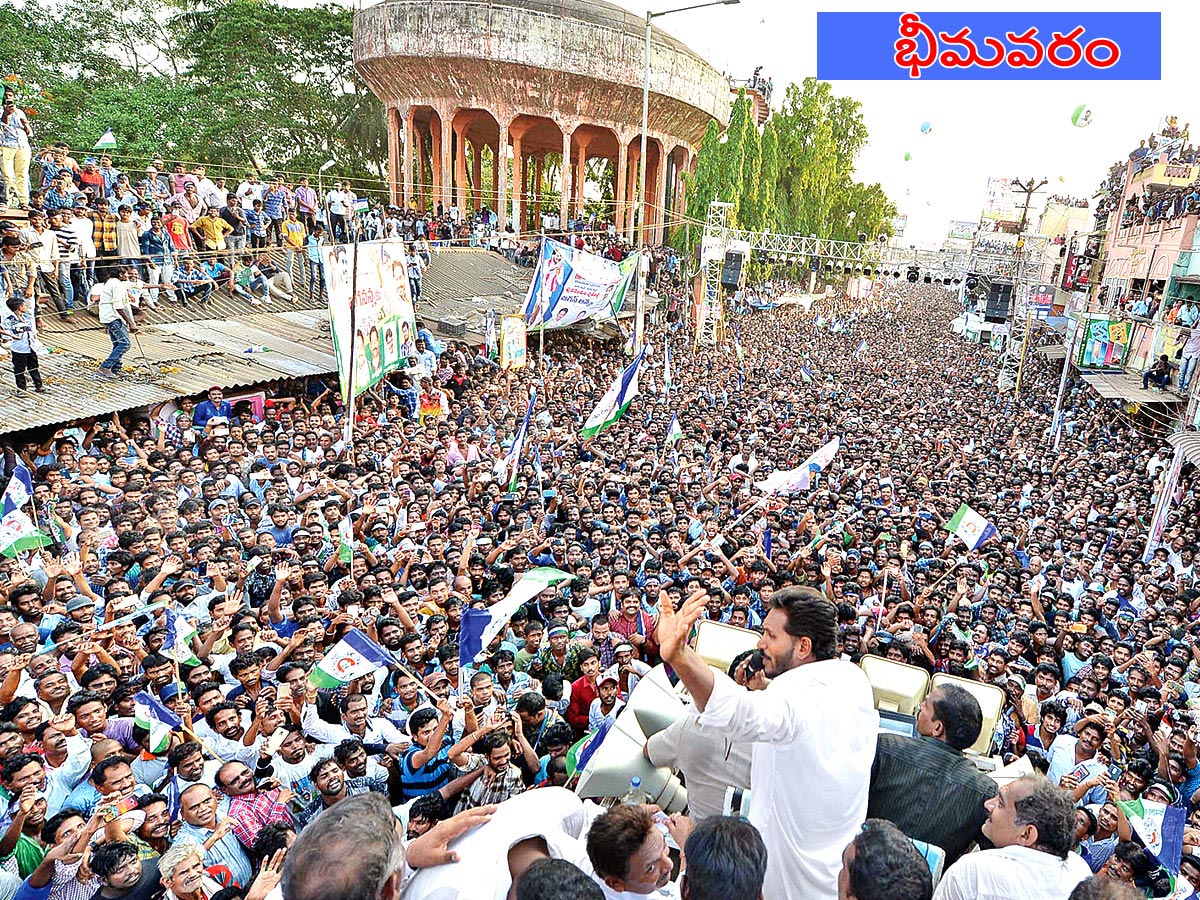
[0,271,1194,900]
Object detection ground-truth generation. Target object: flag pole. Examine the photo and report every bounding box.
[167,601,225,762]
[342,240,360,448]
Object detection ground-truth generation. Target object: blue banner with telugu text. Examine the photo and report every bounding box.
[816,12,1161,81]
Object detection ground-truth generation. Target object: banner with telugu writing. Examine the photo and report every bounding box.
[522,237,637,330]
[321,239,418,403]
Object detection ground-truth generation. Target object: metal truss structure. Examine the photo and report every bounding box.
[696,201,972,344]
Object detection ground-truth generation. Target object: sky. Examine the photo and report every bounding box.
[605,0,1197,246]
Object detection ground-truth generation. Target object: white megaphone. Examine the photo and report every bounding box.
[575,622,760,813]
[575,664,698,812]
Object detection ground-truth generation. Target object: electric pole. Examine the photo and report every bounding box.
[1007,176,1048,399]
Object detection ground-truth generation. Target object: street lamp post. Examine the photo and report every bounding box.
[635,0,739,353]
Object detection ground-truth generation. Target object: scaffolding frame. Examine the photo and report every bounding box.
[696,202,972,344]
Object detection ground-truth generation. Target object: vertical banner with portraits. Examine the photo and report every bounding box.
[322,240,419,403]
[499,315,528,370]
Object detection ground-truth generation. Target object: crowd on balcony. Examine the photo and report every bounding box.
[726,65,773,105]
[1129,117,1195,175]
[0,133,686,316]
[1119,183,1200,228]
[1092,164,1128,231]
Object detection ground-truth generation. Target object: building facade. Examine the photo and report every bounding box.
[353,0,731,243]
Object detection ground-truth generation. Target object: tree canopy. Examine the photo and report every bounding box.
[0,0,386,185]
[677,78,896,257]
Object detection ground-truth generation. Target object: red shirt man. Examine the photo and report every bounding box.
[565,648,602,734]
[162,204,193,253]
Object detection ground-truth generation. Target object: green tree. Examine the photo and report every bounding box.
[1,0,386,191]
[675,78,894,261]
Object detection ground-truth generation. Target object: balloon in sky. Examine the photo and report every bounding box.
[903,152,912,161]
[1071,104,1093,128]
[920,121,932,134]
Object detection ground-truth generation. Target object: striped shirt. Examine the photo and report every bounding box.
[263,188,289,220]
[867,733,997,865]
[51,223,78,261]
[401,743,459,801]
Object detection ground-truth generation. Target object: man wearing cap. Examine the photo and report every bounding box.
[423,671,453,703]
[613,642,649,697]
[138,166,168,205]
[588,665,624,732]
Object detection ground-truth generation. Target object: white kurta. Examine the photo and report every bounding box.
[698,659,878,900]
[933,845,1093,900]
[400,787,598,900]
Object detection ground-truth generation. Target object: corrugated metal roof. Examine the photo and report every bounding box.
[0,312,336,436]
[1080,372,1186,404]
[0,248,529,435]
[1167,430,1200,465]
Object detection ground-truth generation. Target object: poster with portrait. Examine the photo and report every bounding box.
[499,315,527,371]
[522,237,638,330]
[322,239,418,403]
[1077,318,1130,369]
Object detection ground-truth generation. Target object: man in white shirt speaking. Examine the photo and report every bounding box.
[657,585,878,900]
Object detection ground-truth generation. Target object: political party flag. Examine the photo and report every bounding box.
[162,608,200,666]
[532,446,546,485]
[337,517,355,564]
[565,717,614,776]
[800,365,814,385]
[854,338,868,358]
[815,315,825,329]
[309,628,395,688]
[485,310,498,360]
[755,437,841,495]
[1164,875,1197,900]
[581,348,646,440]
[763,527,772,557]
[1144,448,1184,562]
[0,464,51,557]
[93,128,117,150]
[459,567,572,666]
[134,691,181,755]
[666,413,683,447]
[945,503,998,551]
[663,337,672,394]
[134,690,182,730]
[734,324,745,362]
[504,391,537,490]
[1118,799,1185,876]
